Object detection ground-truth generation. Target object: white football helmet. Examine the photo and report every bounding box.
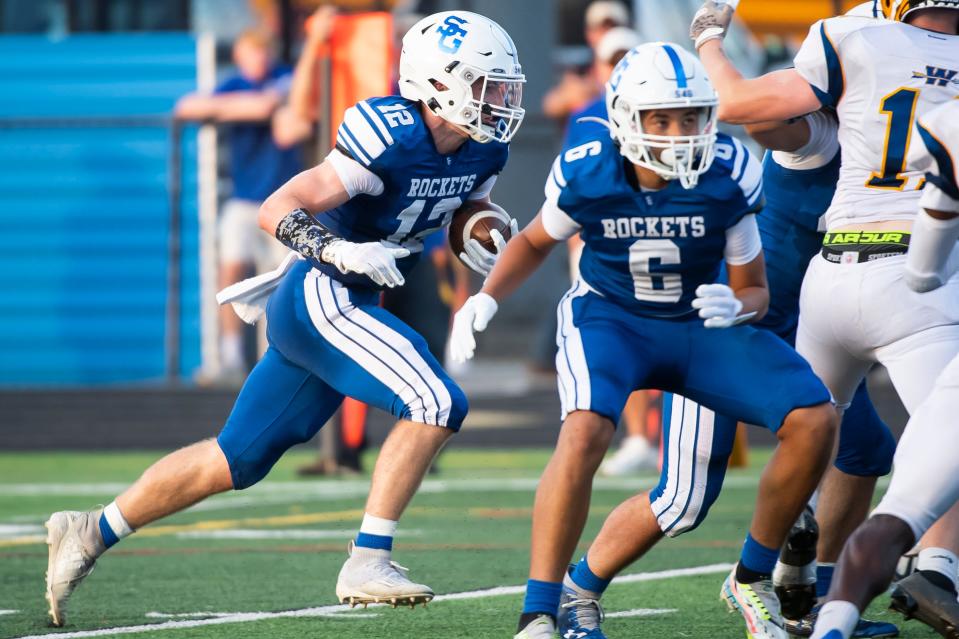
[605,42,718,189]
[398,11,525,144]
[878,0,959,22]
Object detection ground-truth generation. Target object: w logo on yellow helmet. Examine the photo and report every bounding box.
[880,0,959,21]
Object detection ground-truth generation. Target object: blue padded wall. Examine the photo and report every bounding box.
[0,34,200,385]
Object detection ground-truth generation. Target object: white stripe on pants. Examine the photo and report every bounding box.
[651,394,717,537]
[556,281,593,420]
[303,271,453,426]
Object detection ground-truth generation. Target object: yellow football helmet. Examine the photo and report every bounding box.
[878,0,959,22]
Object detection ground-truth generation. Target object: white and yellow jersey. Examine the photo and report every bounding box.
[794,16,959,229]
[913,99,959,214]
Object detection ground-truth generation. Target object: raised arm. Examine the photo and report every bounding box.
[688,1,820,124]
[271,7,338,148]
[697,42,819,124]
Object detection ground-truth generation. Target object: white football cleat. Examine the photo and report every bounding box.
[721,566,788,639]
[514,614,558,639]
[335,542,433,608]
[599,436,658,476]
[45,510,104,627]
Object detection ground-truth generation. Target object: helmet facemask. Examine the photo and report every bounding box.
[610,98,718,189]
[434,62,525,143]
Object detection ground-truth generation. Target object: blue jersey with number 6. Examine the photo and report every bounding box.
[320,95,509,289]
[546,132,763,318]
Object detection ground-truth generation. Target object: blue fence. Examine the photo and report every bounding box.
[0,34,200,385]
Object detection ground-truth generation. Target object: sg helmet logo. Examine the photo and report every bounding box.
[436,15,469,54]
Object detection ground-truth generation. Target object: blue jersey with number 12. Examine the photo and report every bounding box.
[546,132,764,318]
[319,96,508,289]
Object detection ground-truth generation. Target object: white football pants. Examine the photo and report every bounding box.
[797,249,959,539]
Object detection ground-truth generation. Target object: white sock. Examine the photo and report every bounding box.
[360,513,397,537]
[810,600,859,639]
[220,334,245,370]
[355,513,397,551]
[99,501,134,547]
[918,547,959,589]
[623,435,651,450]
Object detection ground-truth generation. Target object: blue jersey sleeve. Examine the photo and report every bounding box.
[714,136,765,226]
[553,138,611,222]
[335,98,415,176]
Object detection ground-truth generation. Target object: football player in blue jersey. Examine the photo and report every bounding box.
[42,11,524,627]
[450,42,838,639]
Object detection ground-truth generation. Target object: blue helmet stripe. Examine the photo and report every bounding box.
[662,44,688,89]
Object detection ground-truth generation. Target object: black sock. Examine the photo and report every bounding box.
[517,612,554,632]
[919,569,958,595]
[736,562,771,584]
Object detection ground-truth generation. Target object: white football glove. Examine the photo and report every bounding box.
[458,218,520,277]
[449,292,499,363]
[322,240,410,288]
[690,0,738,50]
[692,283,755,329]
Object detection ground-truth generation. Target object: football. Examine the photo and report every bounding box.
[448,200,513,261]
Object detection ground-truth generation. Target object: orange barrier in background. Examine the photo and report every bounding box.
[326,12,393,142]
[737,0,868,39]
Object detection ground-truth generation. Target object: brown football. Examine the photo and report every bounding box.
[448,200,513,261]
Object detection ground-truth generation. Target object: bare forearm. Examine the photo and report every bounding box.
[174,91,281,123]
[735,285,768,321]
[744,118,811,153]
[289,43,322,121]
[258,162,351,235]
[481,233,551,302]
[699,42,816,124]
[174,94,216,120]
[260,189,311,235]
[213,92,281,122]
[272,105,313,148]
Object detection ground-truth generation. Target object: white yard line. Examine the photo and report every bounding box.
[9,563,732,639]
[0,609,19,615]
[145,610,379,620]
[606,608,678,618]
[174,529,422,540]
[0,475,774,498]
[0,525,44,539]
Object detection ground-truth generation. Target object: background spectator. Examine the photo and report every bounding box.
[174,29,303,381]
[542,0,629,125]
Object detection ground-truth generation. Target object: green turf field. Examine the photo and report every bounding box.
[0,449,924,639]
